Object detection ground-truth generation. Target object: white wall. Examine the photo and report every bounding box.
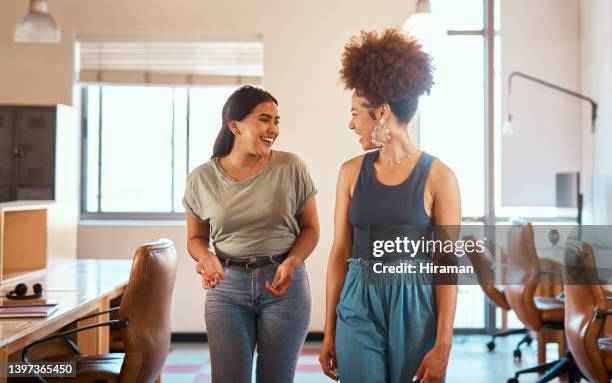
[500,0,583,208]
[1,0,416,332]
[580,0,612,225]
[47,105,79,267]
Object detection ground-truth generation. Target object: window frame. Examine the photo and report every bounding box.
[432,0,497,334]
[79,83,215,221]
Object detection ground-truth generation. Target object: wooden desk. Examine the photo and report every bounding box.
[0,259,132,382]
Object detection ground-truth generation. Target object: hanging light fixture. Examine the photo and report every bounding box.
[505,71,598,135]
[403,0,443,54]
[415,0,432,13]
[14,0,62,44]
[403,0,432,40]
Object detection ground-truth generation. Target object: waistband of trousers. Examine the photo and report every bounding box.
[217,251,290,270]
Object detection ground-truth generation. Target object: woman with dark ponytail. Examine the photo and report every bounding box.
[183,85,319,383]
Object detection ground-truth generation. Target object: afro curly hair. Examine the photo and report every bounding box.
[340,27,433,123]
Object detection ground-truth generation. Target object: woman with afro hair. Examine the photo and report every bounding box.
[319,28,461,383]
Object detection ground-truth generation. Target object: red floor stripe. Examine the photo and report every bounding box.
[300,347,321,356]
[296,364,324,373]
[162,364,202,373]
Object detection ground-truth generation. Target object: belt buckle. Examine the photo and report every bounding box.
[244,261,257,270]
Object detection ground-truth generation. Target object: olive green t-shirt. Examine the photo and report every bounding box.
[182,150,317,258]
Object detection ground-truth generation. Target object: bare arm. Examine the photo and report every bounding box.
[320,161,355,380]
[265,199,320,297]
[324,164,353,336]
[186,212,213,262]
[415,161,461,383]
[283,199,320,269]
[431,162,461,350]
[186,212,224,288]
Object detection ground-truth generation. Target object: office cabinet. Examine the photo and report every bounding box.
[0,106,58,202]
[0,201,49,282]
[0,109,12,202]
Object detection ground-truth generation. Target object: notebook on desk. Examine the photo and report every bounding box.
[0,304,59,318]
[0,296,58,307]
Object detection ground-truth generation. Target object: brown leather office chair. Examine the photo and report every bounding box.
[463,235,532,359]
[22,239,178,383]
[562,238,612,383]
[504,220,582,383]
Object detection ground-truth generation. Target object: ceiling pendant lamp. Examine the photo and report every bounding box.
[403,0,444,55]
[403,0,432,40]
[14,0,62,44]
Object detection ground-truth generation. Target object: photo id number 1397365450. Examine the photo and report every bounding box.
[5,361,76,378]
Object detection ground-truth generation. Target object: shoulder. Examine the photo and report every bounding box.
[340,153,365,173]
[272,150,311,173]
[338,153,367,184]
[186,160,217,184]
[273,150,303,165]
[427,156,458,193]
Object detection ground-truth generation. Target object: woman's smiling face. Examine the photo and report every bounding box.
[348,93,380,151]
[231,101,280,156]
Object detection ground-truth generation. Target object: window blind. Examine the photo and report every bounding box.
[76,32,263,85]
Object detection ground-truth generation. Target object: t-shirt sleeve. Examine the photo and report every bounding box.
[182,173,207,223]
[294,155,318,215]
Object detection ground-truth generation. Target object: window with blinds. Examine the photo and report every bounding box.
[79,33,262,218]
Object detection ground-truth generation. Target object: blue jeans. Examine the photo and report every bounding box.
[205,259,311,383]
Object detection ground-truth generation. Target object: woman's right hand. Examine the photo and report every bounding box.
[196,252,225,289]
[319,334,339,381]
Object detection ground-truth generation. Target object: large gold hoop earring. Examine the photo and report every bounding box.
[370,119,390,147]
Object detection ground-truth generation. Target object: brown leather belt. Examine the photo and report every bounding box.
[217,252,289,269]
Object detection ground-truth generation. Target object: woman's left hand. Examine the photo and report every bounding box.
[413,343,451,383]
[265,262,296,297]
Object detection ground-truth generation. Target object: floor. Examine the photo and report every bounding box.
[162,334,578,383]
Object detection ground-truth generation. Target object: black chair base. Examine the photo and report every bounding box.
[487,329,532,361]
[507,352,583,383]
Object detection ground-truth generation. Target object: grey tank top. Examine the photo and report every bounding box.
[349,150,437,260]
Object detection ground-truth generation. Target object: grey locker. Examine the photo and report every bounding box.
[0,106,56,202]
[16,108,55,188]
